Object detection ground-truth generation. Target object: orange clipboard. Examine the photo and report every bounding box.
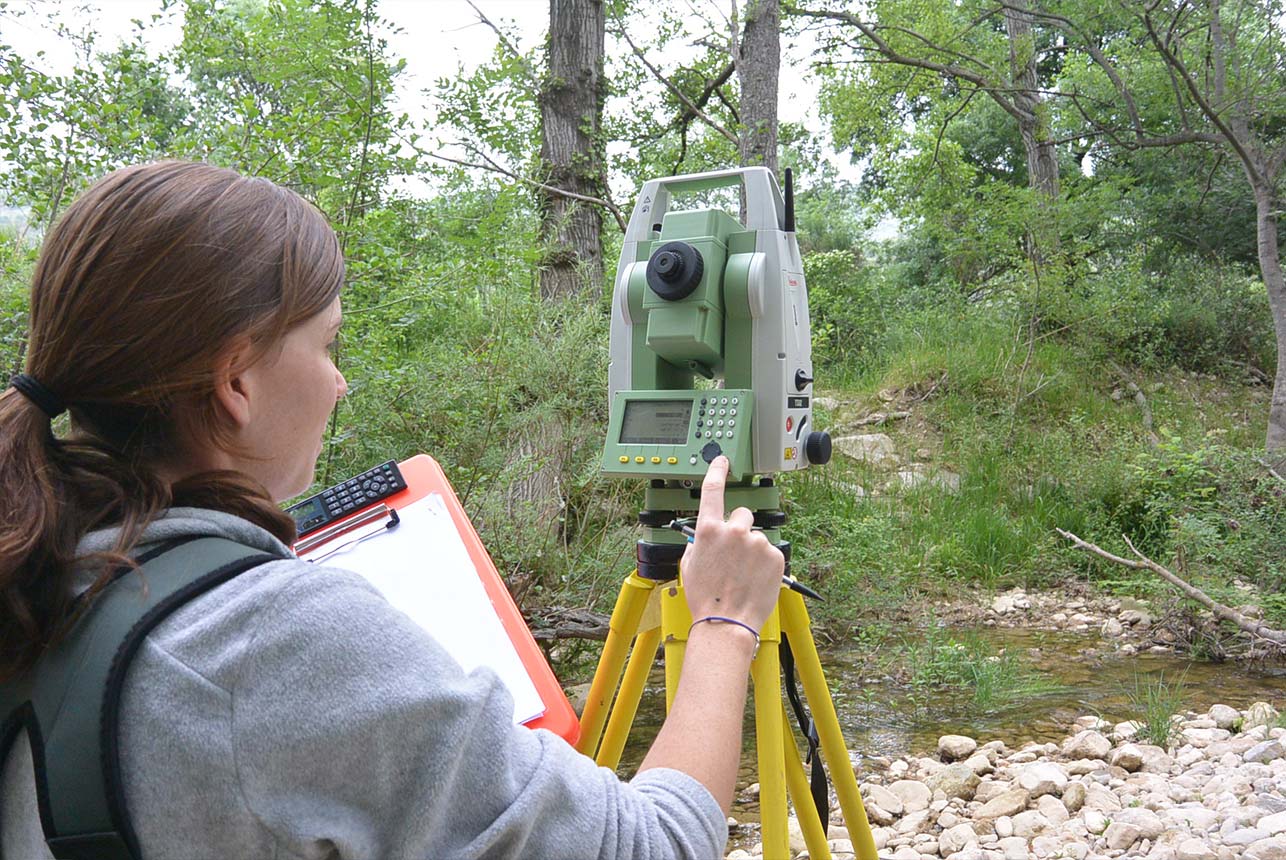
[294,454,579,744]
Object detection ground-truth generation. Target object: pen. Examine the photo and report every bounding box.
[667,521,823,601]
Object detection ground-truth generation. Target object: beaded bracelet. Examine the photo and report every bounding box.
[689,615,760,658]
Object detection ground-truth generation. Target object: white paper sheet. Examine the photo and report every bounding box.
[302,494,545,725]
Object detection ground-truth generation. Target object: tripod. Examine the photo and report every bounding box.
[575,481,877,860]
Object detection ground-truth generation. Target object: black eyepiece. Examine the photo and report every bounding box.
[646,241,704,301]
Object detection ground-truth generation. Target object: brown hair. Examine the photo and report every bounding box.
[0,161,344,681]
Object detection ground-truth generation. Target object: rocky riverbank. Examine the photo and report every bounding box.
[727,700,1286,860]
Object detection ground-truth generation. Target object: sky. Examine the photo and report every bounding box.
[4,0,882,232]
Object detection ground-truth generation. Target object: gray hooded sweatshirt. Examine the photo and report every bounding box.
[1,509,727,859]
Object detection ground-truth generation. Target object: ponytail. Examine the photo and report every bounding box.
[0,161,342,682]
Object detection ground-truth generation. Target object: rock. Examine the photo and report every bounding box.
[1228,829,1273,846]
[1262,810,1286,835]
[889,780,932,813]
[1111,744,1145,772]
[1016,762,1068,798]
[893,466,961,492]
[1114,721,1142,741]
[996,836,1028,860]
[1010,810,1050,838]
[1120,608,1154,627]
[973,780,1008,804]
[863,784,905,817]
[915,447,932,460]
[963,754,994,776]
[895,808,932,835]
[1114,807,1164,840]
[1245,837,1286,860]
[1035,794,1068,826]
[1245,702,1281,731]
[1082,783,1122,812]
[939,735,979,762]
[939,823,978,855]
[1209,704,1241,730]
[834,433,898,467]
[1062,782,1086,812]
[1082,808,1109,835]
[813,396,841,410]
[1246,741,1286,765]
[1104,821,1143,850]
[726,850,753,860]
[1062,731,1112,760]
[925,763,981,800]
[866,803,896,826]
[977,789,1030,820]
[1139,744,1177,774]
[787,815,807,853]
[1101,618,1124,637]
[564,682,592,715]
[1176,838,1217,860]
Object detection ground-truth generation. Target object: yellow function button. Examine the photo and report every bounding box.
[635,456,645,463]
[619,456,629,463]
[651,456,661,464]
[667,457,678,464]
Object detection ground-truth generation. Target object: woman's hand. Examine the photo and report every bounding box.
[678,456,785,635]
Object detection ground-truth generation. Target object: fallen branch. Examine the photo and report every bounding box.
[853,410,911,426]
[1057,528,1286,647]
[526,607,611,642]
[1107,359,1159,446]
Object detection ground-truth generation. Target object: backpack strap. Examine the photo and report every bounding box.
[2,536,278,860]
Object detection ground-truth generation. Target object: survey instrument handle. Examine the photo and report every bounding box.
[667,521,822,601]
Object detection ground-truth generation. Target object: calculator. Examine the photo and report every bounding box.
[286,460,408,538]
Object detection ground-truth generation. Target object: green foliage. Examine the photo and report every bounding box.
[1123,670,1188,748]
[899,626,1061,712]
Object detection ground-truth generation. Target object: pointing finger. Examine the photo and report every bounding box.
[697,455,729,526]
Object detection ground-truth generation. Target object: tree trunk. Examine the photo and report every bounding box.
[1004,0,1059,199]
[1253,183,1286,463]
[538,0,605,302]
[737,0,780,175]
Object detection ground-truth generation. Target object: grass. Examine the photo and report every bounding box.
[1124,669,1189,748]
[899,626,1062,712]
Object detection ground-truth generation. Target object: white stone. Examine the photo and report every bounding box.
[1063,731,1112,760]
[1104,821,1143,850]
[1227,829,1272,846]
[1035,794,1068,826]
[1208,704,1241,730]
[997,836,1028,860]
[939,735,979,762]
[1010,810,1051,838]
[994,816,1013,838]
[1016,763,1068,798]
[1245,703,1281,732]
[889,780,933,813]
[1082,809,1109,834]
[1111,744,1145,772]
[939,823,978,855]
[963,754,994,776]
[977,790,1030,820]
[1245,837,1286,860]
[1176,838,1217,860]
[1262,810,1286,835]
[834,433,899,467]
[1114,807,1164,840]
[864,784,905,817]
[1247,741,1286,765]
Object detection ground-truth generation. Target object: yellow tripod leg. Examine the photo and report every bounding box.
[779,591,878,860]
[752,609,790,860]
[783,703,832,860]
[659,583,691,712]
[577,571,659,758]
[596,623,663,769]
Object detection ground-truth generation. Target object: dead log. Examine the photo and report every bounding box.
[1057,528,1286,647]
[527,606,611,642]
[1107,360,1159,446]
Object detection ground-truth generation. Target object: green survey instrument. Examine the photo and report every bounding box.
[585,168,876,860]
[601,166,832,484]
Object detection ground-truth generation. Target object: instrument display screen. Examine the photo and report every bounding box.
[620,400,693,445]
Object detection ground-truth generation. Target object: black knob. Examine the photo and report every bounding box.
[646,241,705,301]
[795,369,814,391]
[700,441,723,464]
[805,431,832,465]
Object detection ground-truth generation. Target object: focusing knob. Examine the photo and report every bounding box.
[646,241,705,301]
[700,441,723,464]
[795,369,815,391]
[805,431,832,465]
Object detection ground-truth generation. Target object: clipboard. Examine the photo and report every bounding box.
[293,454,579,744]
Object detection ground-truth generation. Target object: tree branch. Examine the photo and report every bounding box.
[466,0,540,98]
[612,22,738,145]
[429,149,627,233]
[1057,529,1286,647]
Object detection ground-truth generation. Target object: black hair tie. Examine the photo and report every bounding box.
[9,374,67,420]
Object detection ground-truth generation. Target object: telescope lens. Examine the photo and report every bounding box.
[645,241,705,301]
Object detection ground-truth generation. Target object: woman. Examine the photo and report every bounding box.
[0,161,784,859]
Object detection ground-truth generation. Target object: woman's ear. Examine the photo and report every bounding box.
[211,338,255,430]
